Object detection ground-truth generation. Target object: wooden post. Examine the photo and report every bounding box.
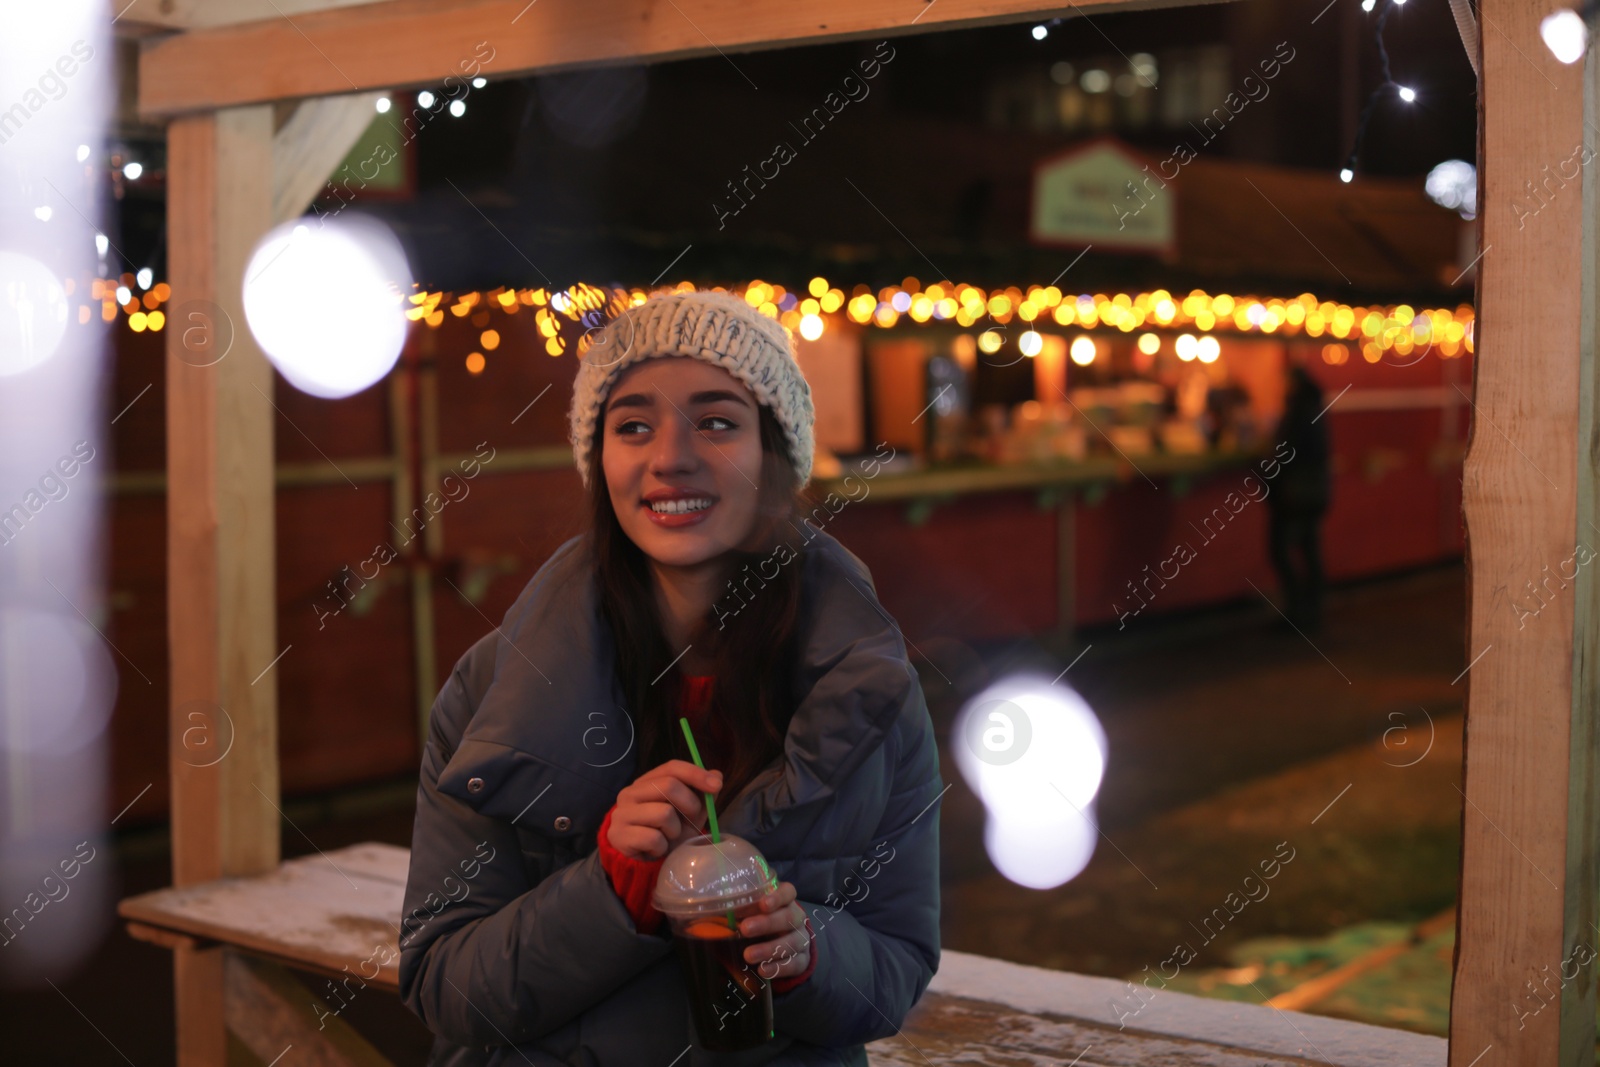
[166,104,280,1064]
[1563,36,1600,1063]
[1451,1,1597,1061]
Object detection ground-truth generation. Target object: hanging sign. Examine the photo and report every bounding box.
[1031,137,1175,254]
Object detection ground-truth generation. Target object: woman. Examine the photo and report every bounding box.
[398,290,944,1066]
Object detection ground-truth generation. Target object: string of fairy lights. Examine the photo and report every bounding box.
[98,273,1474,370]
[1340,0,1418,184]
[398,279,1475,372]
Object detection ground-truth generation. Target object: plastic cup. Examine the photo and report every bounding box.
[653,832,779,1052]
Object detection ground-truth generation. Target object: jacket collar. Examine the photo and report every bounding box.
[436,529,916,844]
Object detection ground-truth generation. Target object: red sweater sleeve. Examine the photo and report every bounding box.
[597,803,667,935]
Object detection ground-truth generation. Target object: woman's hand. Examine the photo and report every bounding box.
[607,759,721,861]
[740,881,811,980]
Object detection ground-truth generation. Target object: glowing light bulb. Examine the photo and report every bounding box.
[1176,333,1198,360]
[1543,9,1588,64]
[1197,336,1220,363]
[449,99,466,117]
[799,313,824,341]
[1019,330,1043,357]
[122,161,142,180]
[952,676,1108,889]
[375,96,391,113]
[1069,336,1096,365]
[0,253,70,376]
[472,77,487,88]
[136,268,153,290]
[76,144,89,162]
[1032,24,1048,39]
[1397,85,1416,103]
[417,90,436,108]
[1340,168,1354,183]
[242,215,413,399]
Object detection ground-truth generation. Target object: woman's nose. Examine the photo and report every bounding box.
[649,411,701,474]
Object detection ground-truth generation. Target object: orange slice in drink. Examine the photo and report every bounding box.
[684,919,737,939]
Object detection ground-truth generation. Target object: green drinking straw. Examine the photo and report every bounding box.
[679,717,738,931]
[678,717,721,843]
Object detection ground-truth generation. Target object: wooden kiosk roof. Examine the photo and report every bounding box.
[114,1,1591,1065]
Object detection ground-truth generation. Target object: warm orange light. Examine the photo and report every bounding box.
[147,310,166,332]
[466,351,486,374]
[481,329,501,350]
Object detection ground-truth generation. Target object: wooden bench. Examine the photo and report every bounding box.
[120,843,410,1065]
[121,842,1443,1067]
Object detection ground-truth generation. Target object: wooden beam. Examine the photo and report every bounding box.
[166,104,280,1064]
[136,0,1206,116]
[272,93,383,225]
[1450,0,1596,1061]
[114,0,386,33]
[1563,38,1600,1065]
[224,953,394,1066]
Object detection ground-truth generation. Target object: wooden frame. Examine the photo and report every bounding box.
[128,0,1597,1063]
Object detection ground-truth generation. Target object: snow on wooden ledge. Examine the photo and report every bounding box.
[864,950,1447,1067]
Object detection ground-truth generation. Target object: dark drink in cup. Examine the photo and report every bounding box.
[671,916,772,1051]
[654,833,779,1052]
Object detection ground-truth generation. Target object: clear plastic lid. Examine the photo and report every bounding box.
[652,833,778,919]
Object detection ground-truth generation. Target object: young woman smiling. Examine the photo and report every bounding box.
[399,290,944,1066]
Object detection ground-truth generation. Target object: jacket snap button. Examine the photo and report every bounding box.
[467,777,485,794]
[553,815,572,831]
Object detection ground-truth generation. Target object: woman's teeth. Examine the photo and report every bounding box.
[649,498,713,515]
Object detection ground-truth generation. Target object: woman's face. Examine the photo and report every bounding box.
[600,357,766,570]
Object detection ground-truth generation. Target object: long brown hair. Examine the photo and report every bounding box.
[587,399,808,811]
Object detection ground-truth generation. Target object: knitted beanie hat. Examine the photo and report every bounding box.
[567,289,816,488]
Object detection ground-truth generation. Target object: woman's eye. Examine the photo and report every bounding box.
[614,419,650,436]
[700,415,736,432]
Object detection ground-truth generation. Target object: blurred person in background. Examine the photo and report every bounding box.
[1267,363,1331,632]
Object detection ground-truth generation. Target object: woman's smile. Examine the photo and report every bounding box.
[642,490,720,527]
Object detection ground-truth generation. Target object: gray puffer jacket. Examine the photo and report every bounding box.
[398,528,944,1066]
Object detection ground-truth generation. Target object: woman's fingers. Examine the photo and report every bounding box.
[644,783,706,838]
[617,799,682,839]
[742,915,811,975]
[610,823,671,860]
[758,881,797,912]
[625,777,704,826]
[639,759,722,797]
[738,894,805,941]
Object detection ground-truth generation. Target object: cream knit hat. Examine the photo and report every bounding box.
[567,290,816,488]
